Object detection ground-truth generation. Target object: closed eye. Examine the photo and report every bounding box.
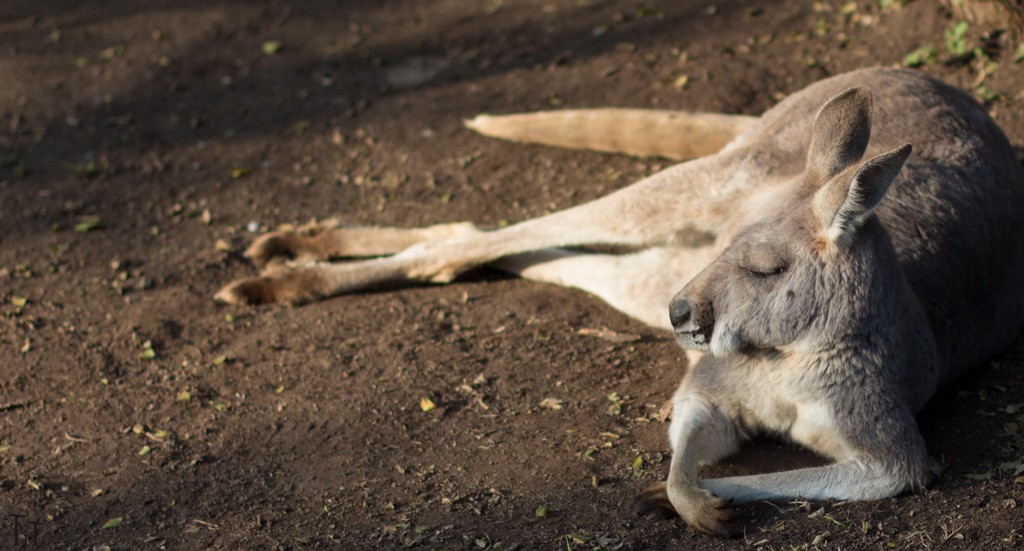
[742,264,787,278]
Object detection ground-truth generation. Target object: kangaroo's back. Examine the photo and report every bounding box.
[742,68,1024,384]
[875,71,1024,383]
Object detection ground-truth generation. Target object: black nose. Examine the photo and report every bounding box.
[669,297,692,329]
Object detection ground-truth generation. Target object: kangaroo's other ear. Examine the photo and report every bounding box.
[813,144,912,249]
[806,88,873,182]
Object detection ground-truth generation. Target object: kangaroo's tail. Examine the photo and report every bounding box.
[464,108,758,160]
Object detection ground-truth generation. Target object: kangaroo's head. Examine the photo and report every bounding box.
[671,88,913,357]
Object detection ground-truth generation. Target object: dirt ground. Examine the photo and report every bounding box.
[2,1,1024,549]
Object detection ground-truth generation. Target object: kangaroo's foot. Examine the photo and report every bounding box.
[245,220,482,267]
[214,263,327,305]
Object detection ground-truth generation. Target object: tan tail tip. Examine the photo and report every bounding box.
[463,114,493,134]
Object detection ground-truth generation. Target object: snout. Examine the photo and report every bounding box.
[669,295,712,351]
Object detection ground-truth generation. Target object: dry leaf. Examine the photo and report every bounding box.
[74,215,103,233]
[102,517,122,529]
[657,399,673,422]
[540,397,565,410]
[261,41,283,55]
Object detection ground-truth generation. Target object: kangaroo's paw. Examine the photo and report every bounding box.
[214,265,324,305]
[677,487,739,538]
[640,481,739,537]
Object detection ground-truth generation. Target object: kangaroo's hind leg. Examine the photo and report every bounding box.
[215,144,769,308]
[245,219,483,266]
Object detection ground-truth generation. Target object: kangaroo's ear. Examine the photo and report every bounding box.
[806,88,873,182]
[813,144,912,248]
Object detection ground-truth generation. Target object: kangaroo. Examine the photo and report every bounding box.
[214,67,1024,536]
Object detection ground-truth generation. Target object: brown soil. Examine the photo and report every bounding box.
[2,1,1023,549]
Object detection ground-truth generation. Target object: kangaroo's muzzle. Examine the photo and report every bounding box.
[670,296,712,351]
